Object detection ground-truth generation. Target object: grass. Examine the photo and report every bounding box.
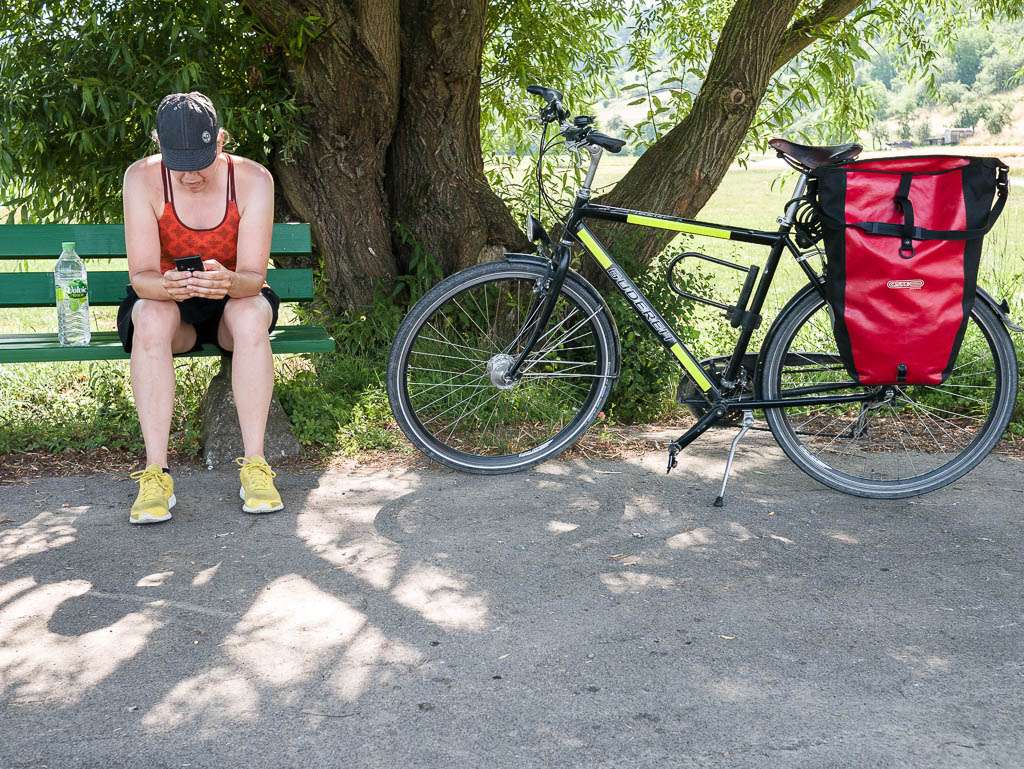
[2,154,1023,458]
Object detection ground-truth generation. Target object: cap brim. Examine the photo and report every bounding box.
[161,144,218,172]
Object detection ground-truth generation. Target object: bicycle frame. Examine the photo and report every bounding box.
[511,145,878,417]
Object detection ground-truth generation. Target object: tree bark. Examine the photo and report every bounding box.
[386,0,526,277]
[245,0,402,312]
[589,0,858,274]
[247,0,527,312]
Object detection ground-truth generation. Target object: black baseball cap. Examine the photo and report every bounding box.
[156,92,219,171]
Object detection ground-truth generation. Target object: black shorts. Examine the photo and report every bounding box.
[116,286,281,354]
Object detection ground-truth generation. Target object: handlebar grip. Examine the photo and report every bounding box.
[527,85,564,104]
[586,131,626,154]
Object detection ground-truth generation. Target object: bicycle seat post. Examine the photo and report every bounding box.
[779,173,809,228]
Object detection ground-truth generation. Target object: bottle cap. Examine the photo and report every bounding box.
[62,242,76,251]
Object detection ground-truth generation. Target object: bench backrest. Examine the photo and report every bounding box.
[0,223,314,307]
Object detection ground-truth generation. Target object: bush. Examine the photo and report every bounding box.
[938,81,968,107]
[897,113,913,141]
[600,242,713,423]
[914,120,931,145]
[0,357,217,456]
[985,103,1012,135]
[276,354,401,453]
[955,96,991,129]
[975,52,1024,94]
[275,222,442,452]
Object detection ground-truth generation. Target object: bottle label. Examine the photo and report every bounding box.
[58,279,89,311]
[64,280,88,300]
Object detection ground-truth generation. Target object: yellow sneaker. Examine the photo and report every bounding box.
[237,455,283,513]
[129,464,175,524]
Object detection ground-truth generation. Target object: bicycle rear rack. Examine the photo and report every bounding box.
[666,252,760,330]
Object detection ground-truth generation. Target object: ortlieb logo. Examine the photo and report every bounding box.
[886,279,925,290]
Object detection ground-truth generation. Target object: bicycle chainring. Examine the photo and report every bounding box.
[677,354,756,423]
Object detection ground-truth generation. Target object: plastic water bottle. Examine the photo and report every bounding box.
[55,241,91,346]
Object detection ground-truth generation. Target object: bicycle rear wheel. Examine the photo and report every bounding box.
[387,260,618,473]
[760,286,1018,498]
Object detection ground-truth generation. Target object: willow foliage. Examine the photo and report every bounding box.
[2,0,1022,224]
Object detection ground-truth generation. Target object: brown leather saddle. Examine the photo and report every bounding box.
[768,138,862,169]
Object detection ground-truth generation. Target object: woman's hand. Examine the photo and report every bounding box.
[161,269,193,302]
[185,260,236,300]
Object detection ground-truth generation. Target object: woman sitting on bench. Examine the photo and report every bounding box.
[119,91,283,524]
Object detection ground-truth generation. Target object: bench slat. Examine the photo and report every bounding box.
[0,326,334,363]
[0,222,331,361]
[0,268,317,307]
[0,223,311,259]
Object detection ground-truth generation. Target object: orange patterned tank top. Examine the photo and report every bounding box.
[158,154,240,274]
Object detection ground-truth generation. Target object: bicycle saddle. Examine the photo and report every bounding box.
[768,138,862,169]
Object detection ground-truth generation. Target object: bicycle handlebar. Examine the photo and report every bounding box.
[526,85,625,154]
[527,84,569,124]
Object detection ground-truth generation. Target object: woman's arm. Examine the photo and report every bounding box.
[123,160,189,301]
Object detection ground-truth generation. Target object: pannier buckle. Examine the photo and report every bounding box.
[899,239,914,259]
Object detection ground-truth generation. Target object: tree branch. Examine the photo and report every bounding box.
[774,0,866,69]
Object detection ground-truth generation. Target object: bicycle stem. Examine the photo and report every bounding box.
[577,145,603,200]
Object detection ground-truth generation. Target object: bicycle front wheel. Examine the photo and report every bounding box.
[387,260,618,474]
[761,287,1018,498]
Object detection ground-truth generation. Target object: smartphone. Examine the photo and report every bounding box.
[174,255,204,272]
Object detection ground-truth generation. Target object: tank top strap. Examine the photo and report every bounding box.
[161,162,173,204]
[226,155,236,203]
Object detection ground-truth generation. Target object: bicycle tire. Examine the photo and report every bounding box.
[760,286,1018,498]
[387,260,618,474]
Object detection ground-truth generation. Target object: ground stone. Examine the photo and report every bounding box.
[199,355,302,467]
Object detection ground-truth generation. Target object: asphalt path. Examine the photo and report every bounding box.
[1,430,1021,769]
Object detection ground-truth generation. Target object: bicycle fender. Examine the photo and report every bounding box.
[754,283,821,399]
[977,287,1024,333]
[503,252,622,380]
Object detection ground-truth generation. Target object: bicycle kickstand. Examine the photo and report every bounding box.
[714,410,755,508]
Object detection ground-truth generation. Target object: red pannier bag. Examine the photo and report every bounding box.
[811,155,1009,385]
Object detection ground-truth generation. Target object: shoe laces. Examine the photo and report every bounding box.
[237,456,276,490]
[130,466,169,502]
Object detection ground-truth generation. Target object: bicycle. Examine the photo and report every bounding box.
[386,85,1020,504]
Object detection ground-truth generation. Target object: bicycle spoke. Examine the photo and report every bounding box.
[391,267,613,462]
[763,289,1013,496]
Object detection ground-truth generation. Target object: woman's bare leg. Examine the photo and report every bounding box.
[130,299,196,468]
[217,295,274,459]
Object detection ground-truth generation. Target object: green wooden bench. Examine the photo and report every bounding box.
[0,223,334,362]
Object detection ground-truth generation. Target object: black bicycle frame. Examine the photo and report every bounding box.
[513,179,879,413]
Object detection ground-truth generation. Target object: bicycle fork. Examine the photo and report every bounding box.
[503,243,572,382]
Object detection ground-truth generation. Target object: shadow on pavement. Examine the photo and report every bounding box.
[0,433,1021,768]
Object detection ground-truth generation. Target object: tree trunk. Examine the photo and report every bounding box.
[386,0,526,277]
[587,0,803,277]
[248,0,864,312]
[247,0,526,314]
[246,0,402,313]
